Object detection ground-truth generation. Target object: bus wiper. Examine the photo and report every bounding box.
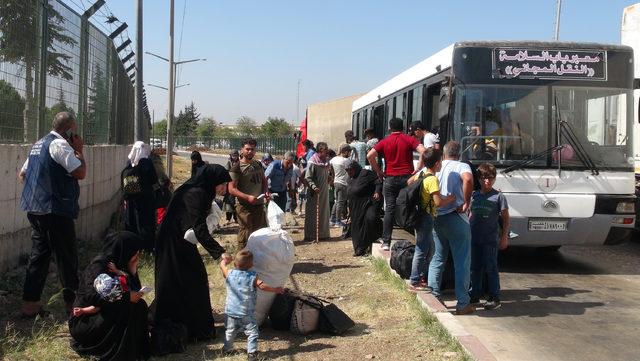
[501,145,564,174]
[553,96,600,176]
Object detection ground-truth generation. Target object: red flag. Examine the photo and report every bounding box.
[296,117,307,158]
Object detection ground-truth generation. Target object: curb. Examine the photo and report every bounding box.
[372,243,497,361]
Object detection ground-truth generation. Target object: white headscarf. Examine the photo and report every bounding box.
[128,141,151,167]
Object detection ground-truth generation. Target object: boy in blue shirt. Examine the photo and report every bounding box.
[469,163,510,310]
[219,250,284,360]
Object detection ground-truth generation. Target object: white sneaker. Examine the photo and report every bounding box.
[381,244,390,251]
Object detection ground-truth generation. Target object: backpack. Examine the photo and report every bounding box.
[394,171,434,232]
[121,166,142,197]
[389,240,415,279]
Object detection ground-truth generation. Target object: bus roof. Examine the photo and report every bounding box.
[352,41,633,112]
[352,44,454,112]
[455,40,632,52]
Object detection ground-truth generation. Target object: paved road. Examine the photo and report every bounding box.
[175,149,228,166]
[441,241,640,361]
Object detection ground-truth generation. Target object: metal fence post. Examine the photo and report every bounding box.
[36,0,49,139]
[77,15,89,138]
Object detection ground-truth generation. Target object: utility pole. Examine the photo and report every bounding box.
[297,79,301,122]
[167,0,175,178]
[554,0,562,41]
[135,0,144,141]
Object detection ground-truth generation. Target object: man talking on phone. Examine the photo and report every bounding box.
[18,111,87,317]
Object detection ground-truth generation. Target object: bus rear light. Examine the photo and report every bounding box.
[612,217,634,225]
[616,202,635,214]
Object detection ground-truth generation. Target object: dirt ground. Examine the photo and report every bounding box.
[0,156,467,360]
[158,212,468,361]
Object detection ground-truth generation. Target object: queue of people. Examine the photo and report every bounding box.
[16,111,509,360]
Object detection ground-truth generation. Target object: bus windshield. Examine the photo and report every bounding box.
[453,85,633,170]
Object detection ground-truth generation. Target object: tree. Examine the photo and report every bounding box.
[0,79,25,141]
[151,119,167,138]
[86,64,109,142]
[236,116,257,136]
[45,84,72,123]
[260,116,294,137]
[174,102,200,137]
[215,125,237,138]
[196,117,218,138]
[0,0,77,141]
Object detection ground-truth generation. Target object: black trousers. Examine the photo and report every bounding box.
[23,213,79,303]
[382,175,411,244]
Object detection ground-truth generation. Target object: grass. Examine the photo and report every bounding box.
[371,258,472,360]
[0,154,470,361]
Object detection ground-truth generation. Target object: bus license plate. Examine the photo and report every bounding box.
[528,219,568,231]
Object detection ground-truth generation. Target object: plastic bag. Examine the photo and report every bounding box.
[267,200,285,231]
[184,201,223,244]
[247,226,295,324]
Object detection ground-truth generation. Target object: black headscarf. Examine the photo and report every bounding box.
[175,164,231,203]
[345,160,363,179]
[101,231,144,272]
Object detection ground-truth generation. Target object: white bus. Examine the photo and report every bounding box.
[352,41,636,246]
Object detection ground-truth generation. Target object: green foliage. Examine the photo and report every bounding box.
[235,115,257,136]
[196,117,218,138]
[0,79,25,140]
[45,84,72,124]
[152,119,167,138]
[174,102,200,137]
[0,0,76,80]
[260,116,293,137]
[214,125,237,138]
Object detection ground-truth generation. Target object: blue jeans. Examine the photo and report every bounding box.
[470,242,500,300]
[223,315,259,353]
[409,211,434,284]
[428,212,471,310]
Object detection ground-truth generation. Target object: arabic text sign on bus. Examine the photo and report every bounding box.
[492,49,607,80]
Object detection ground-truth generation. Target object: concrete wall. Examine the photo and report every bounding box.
[307,93,364,151]
[0,144,129,272]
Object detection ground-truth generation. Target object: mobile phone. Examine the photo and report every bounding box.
[256,194,265,200]
[64,129,75,140]
[139,286,152,294]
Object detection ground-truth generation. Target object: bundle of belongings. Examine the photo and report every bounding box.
[268,289,355,335]
[247,202,296,324]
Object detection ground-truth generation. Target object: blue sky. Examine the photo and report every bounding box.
[96,0,638,125]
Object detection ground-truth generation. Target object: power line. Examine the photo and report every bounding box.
[176,0,188,85]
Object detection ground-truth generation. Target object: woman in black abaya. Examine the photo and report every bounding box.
[68,231,150,361]
[346,160,382,256]
[151,164,230,351]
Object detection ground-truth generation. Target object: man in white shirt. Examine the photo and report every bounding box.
[409,121,440,149]
[427,141,475,315]
[19,111,87,317]
[330,143,351,227]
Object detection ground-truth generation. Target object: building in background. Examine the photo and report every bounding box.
[306,93,365,150]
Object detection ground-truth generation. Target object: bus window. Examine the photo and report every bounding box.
[412,86,423,125]
[395,94,404,121]
[386,99,393,129]
[407,90,414,123]
[374,105,385,138]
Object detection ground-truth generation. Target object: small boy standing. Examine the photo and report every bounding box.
[219,250,284,360]
[469,163,510,310]
[407,148,455,291]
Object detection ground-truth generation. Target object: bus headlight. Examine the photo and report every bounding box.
[616,201,635,213]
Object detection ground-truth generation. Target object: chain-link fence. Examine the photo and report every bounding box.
[0,0,135,144]
[173,136,298,156]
